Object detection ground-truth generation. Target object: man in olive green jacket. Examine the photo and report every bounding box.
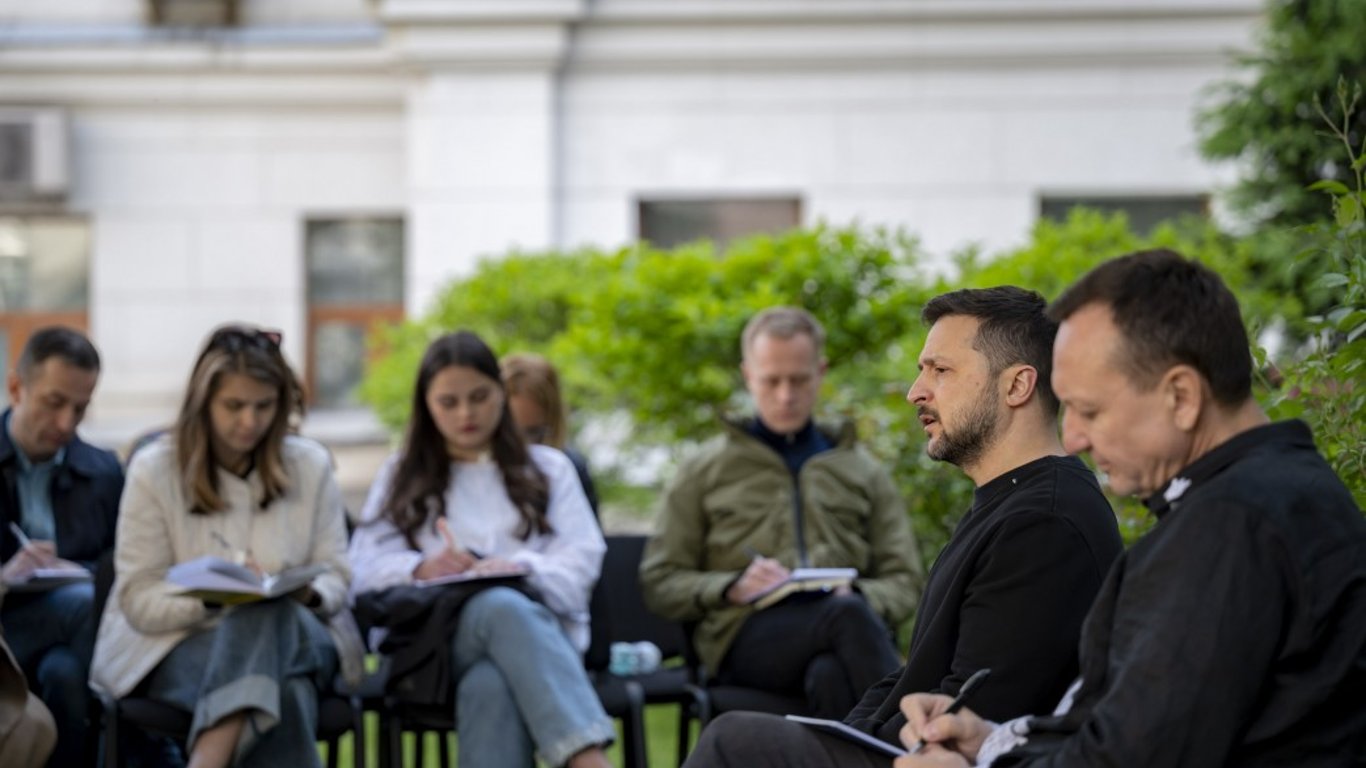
[641,307,922,718]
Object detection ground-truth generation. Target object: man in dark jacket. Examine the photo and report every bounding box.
[896,250,1366,767]
[684,288,1122,766]
[0,327,122,766]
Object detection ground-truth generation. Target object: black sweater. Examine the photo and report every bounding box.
[996,421,1366,767]
[845,454,1121,744]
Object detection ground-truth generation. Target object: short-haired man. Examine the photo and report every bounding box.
[0,327,122,766]
[642,307,921,718]
[682,288,1122,766]
[897,250,1366,767]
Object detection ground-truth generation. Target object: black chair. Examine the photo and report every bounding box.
[586,534,710,767]
[98,681,361,768]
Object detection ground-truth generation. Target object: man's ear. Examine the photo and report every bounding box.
[1163,365,1205,431]
[1003,364,1037,409]
[5,372,21,406]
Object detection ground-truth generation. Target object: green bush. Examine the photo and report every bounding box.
[359,209,1351,562]
[1261,80,1366,508]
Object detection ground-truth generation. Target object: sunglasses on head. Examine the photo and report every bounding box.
[209,326,283,353]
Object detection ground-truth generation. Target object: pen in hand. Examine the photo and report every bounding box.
[906,668,992,755]
[8,521,34,550]
[7,521,52,563]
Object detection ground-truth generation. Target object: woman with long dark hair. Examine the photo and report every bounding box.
[349,330,612,768]
[92,325,350,768]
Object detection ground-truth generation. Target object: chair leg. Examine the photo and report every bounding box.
[350,698,366,768]
[98,693,120,768]
[383,709,403,768]
[621,681,647,768]
[677,685,710,767]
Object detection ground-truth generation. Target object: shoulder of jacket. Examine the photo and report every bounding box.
[66,435,124,476]
[282,434,332,469]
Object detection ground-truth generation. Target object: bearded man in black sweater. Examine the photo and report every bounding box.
[896,251,1366,767]
[685,286,1123,767]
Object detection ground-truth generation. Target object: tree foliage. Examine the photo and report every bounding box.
[1260,79,1366,508]
[360,211,1326,563]
[1198,0,1366,227]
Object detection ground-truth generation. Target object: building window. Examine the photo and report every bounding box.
[1039,194,1208,234]
[147,0,239,27]
[0,215,90,407]
[305,217,404,409]
[638,198,802,250]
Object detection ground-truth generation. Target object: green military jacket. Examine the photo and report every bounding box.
[640,418,923,676]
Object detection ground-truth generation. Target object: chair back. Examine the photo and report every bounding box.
[585,534,688,672]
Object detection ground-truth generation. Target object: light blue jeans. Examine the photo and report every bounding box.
[1,580,95,766]
[145,599,337,766]
[451,587,614,767]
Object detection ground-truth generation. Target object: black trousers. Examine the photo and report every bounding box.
[684,710,897,768]
[718,592,901,719]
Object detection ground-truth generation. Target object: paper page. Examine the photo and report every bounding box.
[785,715,907,757]
[415,564,529,588]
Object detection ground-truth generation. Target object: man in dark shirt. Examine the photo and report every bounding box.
[684,287,1122,767]
[897,250,1366,767]
[0,327,122,766]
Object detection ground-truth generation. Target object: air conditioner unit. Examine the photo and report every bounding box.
[0,108,69,201]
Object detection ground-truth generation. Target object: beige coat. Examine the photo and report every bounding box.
[90,436,350,699]
[0,586,57,768]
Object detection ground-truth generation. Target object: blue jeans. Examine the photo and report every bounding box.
[450,587,614,767]
[1,581,95,767]
[145,599,337,767]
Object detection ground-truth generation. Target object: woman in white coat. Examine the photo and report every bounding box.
[92,325,350,768]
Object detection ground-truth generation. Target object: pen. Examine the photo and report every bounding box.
[906,668,992,755]
[8,521,33,550]
[743,545,764,560]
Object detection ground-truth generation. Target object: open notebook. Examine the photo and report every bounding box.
[785,715,908,757]
[3,564,92,592]
[747,567,858,610]
[415,563,530,588]
[168,556,327,605]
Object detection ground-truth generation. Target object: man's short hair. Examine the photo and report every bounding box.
[922,286,1060,417]
[15,326,101,381]
[741,306,826,360]
[1047,249,1252,405]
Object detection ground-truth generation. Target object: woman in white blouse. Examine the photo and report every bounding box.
[91,325,350,768]
[349,330,612,768]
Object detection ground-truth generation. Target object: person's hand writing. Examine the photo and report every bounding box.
[414,518,477,580]
[725,556,791,605]
[1,540,56,582]
[469,556,521,576]
[898,693,992,763]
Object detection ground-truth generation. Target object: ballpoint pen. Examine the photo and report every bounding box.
[8,521,33,550]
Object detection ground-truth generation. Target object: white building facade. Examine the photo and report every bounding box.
[0,0,1260,440]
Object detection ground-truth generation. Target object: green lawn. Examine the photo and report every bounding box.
[321,702,699,768]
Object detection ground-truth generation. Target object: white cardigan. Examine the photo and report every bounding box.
[91,436,351,698]
[348,444,604,652]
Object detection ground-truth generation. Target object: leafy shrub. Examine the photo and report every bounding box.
[359,207,1351,561]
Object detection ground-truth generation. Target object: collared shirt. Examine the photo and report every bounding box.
[3,412,65,542]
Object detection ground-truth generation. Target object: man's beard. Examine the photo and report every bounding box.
[924,383,1001,469]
